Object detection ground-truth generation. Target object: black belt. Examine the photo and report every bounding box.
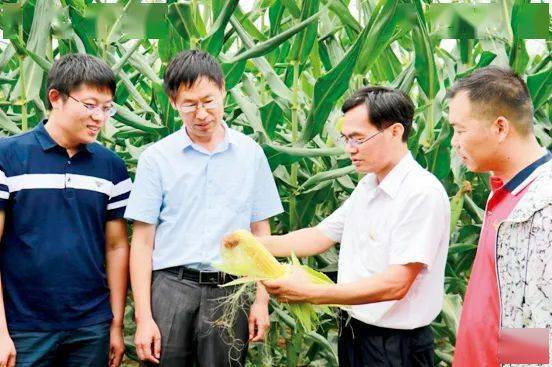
[160,266,238,286]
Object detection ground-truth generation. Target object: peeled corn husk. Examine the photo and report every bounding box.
[215,229,335,332]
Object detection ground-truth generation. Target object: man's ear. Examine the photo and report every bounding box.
[169,95,177,109]
[493,116,510,143]
[391,123,404,140]
[48,89,64,110]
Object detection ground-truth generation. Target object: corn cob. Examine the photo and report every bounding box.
[216,229,336,332]
[219,230,286,279]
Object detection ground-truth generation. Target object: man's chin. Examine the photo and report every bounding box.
[463,161,487,174]
[81,134,98,145]
[354,165,371,174]
[193,124,216,135]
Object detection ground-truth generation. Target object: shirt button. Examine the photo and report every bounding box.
[67,160,71,165]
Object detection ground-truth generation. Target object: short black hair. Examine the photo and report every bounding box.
[446,66,533,135]
[46,53,116,109]
[164,50,224,99]
[342,86,414,142]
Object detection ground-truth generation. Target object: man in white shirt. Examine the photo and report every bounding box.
[258,86,450,366]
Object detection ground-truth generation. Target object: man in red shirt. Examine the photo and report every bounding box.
[448,66,551,366]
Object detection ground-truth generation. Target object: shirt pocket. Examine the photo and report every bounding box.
[220,173,252,212]
[224,195,252,216]
[357,231,389,273]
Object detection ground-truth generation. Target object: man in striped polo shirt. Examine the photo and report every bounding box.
[0,54,130,367]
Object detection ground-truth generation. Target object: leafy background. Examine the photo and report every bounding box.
[0,0,550,366]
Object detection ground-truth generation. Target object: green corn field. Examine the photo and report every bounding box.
[0,0,550,366]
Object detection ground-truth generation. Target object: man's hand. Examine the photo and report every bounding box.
[248,300,270,342]
[134,318,161,364]
[109,323,125,367]
[0,331,16,367]
[262,266,322,304]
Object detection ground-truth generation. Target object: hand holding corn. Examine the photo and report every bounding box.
[262,265,323,304]
[217,230,336,332]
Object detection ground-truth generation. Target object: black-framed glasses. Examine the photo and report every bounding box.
[68,95,116,117]
[339,129,384,148]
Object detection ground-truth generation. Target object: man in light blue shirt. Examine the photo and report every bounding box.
[125,50,283,366]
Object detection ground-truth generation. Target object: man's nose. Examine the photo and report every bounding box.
[451,131,459,149]
[344,142,357,154]
[195,107,209,120]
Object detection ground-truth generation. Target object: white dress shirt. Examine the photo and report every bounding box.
[318,152,450,329]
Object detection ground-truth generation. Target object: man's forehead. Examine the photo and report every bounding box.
[341,105,376,135]
[71,85,113,103]
[176,88,222,103]
[180,92,216,100]
[449,90,473,108]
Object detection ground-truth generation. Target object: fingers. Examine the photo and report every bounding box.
[248,315,256,341]
[113,352,124,367]
[135,339,159,364]
[109,346,124,367]
[261,279,276,288]
[1,353,16,367]
[109,348,115,367]
[0,351,16,367]
[144,347,160,364]
[248,307,271,343]
[136,343,145,362]
[135,321,161,364]
[261,281,281,295]
[277,296,300,304]
[144,341,160,364]
[250,320,270,342]
[153,333,161,360]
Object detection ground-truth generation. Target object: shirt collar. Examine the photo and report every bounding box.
[34,120,58,151]
[34,120,96,154]
[506,150,552,195]
[361,152,416,198]
[179,120,235,152]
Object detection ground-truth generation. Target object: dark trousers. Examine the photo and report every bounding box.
[143,269,250,367]
[10,321,110,367]
[338,314,434,367]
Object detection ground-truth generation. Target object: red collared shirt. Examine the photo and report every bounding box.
[454,152,552,366]
[453,176,530,366]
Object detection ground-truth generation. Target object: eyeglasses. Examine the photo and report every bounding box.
[68,95,116,117]
[339,129,384,148]
[176,100,219,114]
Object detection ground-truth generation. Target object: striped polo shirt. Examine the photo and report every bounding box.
[0,120,131,331]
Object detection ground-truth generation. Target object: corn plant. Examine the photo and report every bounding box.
[0,0,550,366]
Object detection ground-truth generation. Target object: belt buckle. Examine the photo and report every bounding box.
[198,271,220,285]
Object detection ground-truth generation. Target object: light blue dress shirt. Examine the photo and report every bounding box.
[124,123,283,270]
